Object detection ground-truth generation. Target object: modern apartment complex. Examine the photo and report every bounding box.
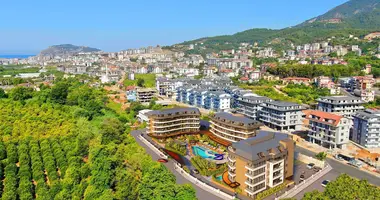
[316,96,365,119]
[306,110,350,149]
[136,88,156,103]
[236,95,273,120]
[352,109,380,148]
[259,101,305,131]
[209,112,263,143]
[146,107,201,138]
[176,87,232,112]
[227,131,294,199]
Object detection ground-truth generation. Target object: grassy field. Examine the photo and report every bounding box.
[123,74,156,88]
[0,65,40,76]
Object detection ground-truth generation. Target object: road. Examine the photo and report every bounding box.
[296,146,380,186]
[293,170,339,199]
[130,130,224,200]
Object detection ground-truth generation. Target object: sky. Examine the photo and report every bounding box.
[0,0,348,54]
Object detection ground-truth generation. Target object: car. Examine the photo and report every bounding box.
[313,166,322,172]
[192,169,199,174]
[307,163,315,169]
[157,158,168,163]
[300,174,305,180]
[321,180,330,187]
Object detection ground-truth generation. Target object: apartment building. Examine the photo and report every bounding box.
[227,131,294,199]
[352,109,380,148]
[136,88,156,103]
[204,91,231,112]
[146,107,201,138]
[316,96,365,119]
[236,95,273,120]
[156,77,175,97]
[306,110,350,149]
[210,112,263,143]
[351,76,376,102]
[259,101,306,131]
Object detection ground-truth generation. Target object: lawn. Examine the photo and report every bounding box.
[124,74,156,88]
[0,65,40,76]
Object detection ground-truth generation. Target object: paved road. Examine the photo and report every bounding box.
[293,170,339,199]
[296,146,380,186]
[131,130,224,200]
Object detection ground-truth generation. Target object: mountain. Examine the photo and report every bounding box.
[39,44,101,57]
[177,0,380,51]
[300,0,380,28]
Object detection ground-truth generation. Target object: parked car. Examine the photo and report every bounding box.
[321,180,330,187]
[192,169,199,174]
[307,163,315,169]
[157,158,168,163]
[313,166,322,172]
[300,174,305,181]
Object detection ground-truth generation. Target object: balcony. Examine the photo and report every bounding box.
[227,156,236,162]
[228,171,236,177]
[228,163,236,170]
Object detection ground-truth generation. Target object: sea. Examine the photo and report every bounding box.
[0,55,35,59]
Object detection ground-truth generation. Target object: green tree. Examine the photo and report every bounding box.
[9,87,34,101]
[137,78,145,87]
[50,82,69,104]
[0,88,7,98]
[315,152,327,161]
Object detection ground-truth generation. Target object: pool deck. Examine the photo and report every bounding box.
[189,144,228,164]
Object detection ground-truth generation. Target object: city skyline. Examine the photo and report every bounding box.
[0,0,348,54]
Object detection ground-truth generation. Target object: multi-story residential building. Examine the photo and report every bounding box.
[351,76,376,102]
[316,96,365,120]
[146,107,201,138]
[259,101,305,131]
[236,95,273,120]
[209,112,263,143]
[136,88,156,103]
[306,110,350,149]
[156,77,175,97]
[226,131,294,199]
[352,109,380,148]
[204,91,231,112]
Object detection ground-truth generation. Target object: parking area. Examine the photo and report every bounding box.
[293,161,322,184]
[293,169,339,199]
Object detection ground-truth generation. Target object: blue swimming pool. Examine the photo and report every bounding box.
[192,146,224,160]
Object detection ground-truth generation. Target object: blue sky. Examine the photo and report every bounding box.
[0,0,348,54]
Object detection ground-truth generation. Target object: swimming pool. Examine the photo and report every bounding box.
[216,175,222,181]
[192,146,224,160]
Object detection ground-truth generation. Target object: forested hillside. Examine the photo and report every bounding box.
[0,78,196,200]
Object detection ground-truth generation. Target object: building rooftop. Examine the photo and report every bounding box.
[306,110,344,126]
[354,109,380,120]
[317,96,364,104]
[232,131,290,161]
[146,107,200,117]
[212,112,262,127]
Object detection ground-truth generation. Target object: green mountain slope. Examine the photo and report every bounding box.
[178,0,380,50]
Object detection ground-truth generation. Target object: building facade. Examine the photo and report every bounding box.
[227,131,294,199]
[259,101,305,131]
[210,112,262,143]
[146,108,201,138]
[352,109,380,148]
[306,110,350,149]
[236,95,273,120]
[136,88,156,103]
[316,96,365,119]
